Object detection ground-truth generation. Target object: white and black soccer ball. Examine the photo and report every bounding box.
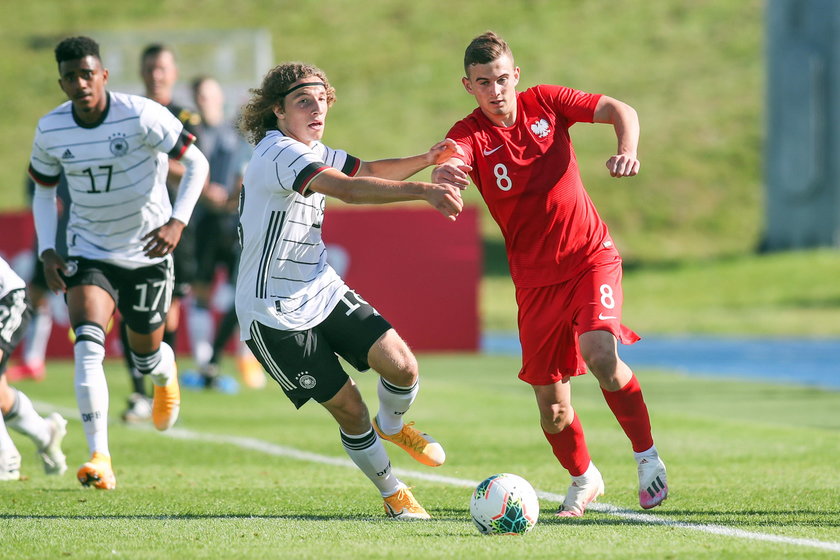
[470,473,539,535]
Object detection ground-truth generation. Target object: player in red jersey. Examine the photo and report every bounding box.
[432,31,668,516]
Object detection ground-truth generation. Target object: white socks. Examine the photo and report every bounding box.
[634,445,659,463]
[4,388,50,449]
[23,307,52,366]
[131,342,176,387]
[187,304,214,367]
[74,334,109,457]
[375,378,418,435]
[340,427,401,497]
[571,461,601,484]
[0,416,17,457]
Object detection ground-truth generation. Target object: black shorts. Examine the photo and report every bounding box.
[195,212,240,284]
[246,289,392,409]
[63,256,174,334]
[171,223,197,297]
[0,289,32,374]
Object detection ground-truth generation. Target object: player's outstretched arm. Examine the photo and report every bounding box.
[431,155,472,190]
[357,139,461,181]
[308,167,463,221]
[593,95,641,178]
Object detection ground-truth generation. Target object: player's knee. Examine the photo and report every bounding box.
[0,385,16,415]
[581,346,618,378]
[370,332,418,386]
[396,350,419,383]
[539,402,574,432]
[384,353,418,388]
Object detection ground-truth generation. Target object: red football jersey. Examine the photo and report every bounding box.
[447,85,618,288]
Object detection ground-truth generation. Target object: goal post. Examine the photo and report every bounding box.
[94,28,274,120]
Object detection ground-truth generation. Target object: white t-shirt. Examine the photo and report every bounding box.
[235,130,361,337]
[29,92,194,269]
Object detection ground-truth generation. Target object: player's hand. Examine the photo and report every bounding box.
[426,139,461,166]
[431,161,472,189]
[425,183,464,222]
[606,153,640,177]
[40,249,68,294]
[143,218,185,258]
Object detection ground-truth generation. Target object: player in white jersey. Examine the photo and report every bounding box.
[28,36,209,490]
[237,62,463,519]
[0,257,68,481]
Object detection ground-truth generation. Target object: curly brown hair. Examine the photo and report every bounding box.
[238,62,336,144]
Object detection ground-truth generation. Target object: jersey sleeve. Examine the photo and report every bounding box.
[445,120,475,166]
[28,127,62,187]
[266,140,328,198]
[320,145,361,177]
[536,85,602,125]
[139,98,194,159]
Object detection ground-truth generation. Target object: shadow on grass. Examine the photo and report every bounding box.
[6,510,837,531]
[0,508,474,524]
[541,509,840,528]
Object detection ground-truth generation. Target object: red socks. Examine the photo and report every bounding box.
[601,374,654,453]
[543,414,590,476]
[543,375,654,475]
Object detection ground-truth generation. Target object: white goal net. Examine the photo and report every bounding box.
[93,28,274,119]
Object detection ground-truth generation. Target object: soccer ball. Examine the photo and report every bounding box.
[470,473,539,535]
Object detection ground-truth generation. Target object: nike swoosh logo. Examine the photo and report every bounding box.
[483,145,503,156]
[598,313,617,320]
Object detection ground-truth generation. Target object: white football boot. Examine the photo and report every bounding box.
[556,462,605,517]
[637,451,668,509]
[38,413,68,475]
[0,447,22,481]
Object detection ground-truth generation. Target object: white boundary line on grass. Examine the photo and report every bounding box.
[40,403,840,553]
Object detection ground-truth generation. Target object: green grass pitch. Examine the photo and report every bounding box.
[2,355,839,559]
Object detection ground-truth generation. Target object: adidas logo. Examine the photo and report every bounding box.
[61,149,75,159]
[646,476,665,498]
[150,312,162,323]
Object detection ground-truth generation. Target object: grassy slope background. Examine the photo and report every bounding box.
[2,0,763,262]
[3,0,838,336]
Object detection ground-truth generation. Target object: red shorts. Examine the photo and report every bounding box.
[515,257,640,386]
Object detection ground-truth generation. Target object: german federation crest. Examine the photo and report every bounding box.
[109,135,129,156]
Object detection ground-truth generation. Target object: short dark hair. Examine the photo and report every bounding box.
[464,31,513,75]
[191,75,213,96]
[54,36,101,66]
[141,43,173,64]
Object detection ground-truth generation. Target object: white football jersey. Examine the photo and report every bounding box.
[235,130,361,336]
[0,257,26,300]
[29,92,195,269]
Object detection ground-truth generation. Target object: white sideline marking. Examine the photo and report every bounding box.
[39,403,840,552]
